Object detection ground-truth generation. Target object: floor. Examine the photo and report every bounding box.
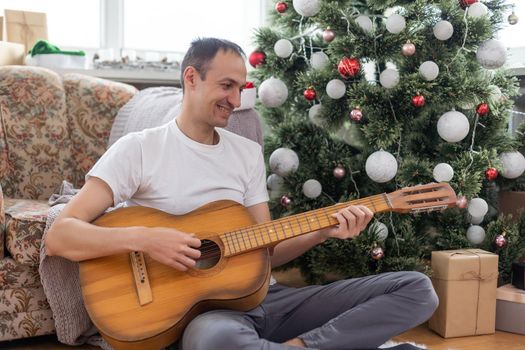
[2,324,525,350]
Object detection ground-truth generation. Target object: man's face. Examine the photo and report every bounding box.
[191,50,247,127]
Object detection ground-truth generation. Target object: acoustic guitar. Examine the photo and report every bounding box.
[79,182,456,350]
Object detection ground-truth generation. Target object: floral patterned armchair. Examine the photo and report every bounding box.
[0,66,137,342]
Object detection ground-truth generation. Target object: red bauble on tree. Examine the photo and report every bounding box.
[476,102,489,116]
[275,1,287,13]
[459,0,478,9]
[304,87,316,101]
[248,51,266,68]
[411,94,426,107]
[485,167,498,181]
[338,57,360,79]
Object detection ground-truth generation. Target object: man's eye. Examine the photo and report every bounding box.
[222,83,232,89]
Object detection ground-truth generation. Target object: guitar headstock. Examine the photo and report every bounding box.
[386,183,457,214]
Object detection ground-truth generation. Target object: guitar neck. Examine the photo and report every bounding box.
[220,193,391,257]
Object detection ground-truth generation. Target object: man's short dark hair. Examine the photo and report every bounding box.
[180,37,246,91]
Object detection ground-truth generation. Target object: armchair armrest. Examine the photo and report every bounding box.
[0,183,5,259]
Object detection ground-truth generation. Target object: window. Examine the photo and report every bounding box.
[123,0,265,54]
[498,1,525,48]
[0,0,101,49]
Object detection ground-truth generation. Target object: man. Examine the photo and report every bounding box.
[46,38,438,350]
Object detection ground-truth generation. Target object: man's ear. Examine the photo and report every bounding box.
[183,66,198,90]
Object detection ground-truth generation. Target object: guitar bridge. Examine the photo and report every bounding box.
[130,251,153,306]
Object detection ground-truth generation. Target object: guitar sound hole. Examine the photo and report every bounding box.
[195,239,221,270]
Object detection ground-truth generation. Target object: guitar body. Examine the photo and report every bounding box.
[79,201,271,350]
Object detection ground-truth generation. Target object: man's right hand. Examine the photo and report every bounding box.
[140,228,202,271]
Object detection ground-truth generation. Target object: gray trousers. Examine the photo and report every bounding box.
[181,271,438,350]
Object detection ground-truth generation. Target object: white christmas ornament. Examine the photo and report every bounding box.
[365,150,398,183]
[370,221,389,241]
[274,39,294,58]
[476,39,507,69]
[499,151,525,179]
[467,2,489,18]
[466,225,486,245]
[468,198,489,217]
[469,214,484,225]
[267,174,285,191]
[379,69,400,89]
[326,79,346,99]
[433,163,454,182]
[433,20,454,41]
[308,104,324,127]
[437,110,470,143]
[292,0,321,17]
[303,179,322,199]
[311,52,329,70]
[488,85,503,103]
[269,148,299,177]
[385,14,406,34]
[258,77,288,108]
[356,15,373,33]
[419,61,439,81]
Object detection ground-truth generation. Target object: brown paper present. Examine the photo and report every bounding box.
[429,249,498,338]
[0,41,25,65]
[496,284,525,335]
[1,16,4,40]
[4,9,48,52]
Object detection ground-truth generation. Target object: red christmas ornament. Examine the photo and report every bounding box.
[459,0,478,9]
[248,51,266,68]
[323,27,336,42]
[495,234,507,248]
[275,1,287,13]
[371,246,384,260]
[304,87,316,101]
[350,108,363,122]
[456,196,468,209]
[338,57,361,79]
[485,167,498,181]
[476,102,489,116]
[411,94,426,107]
[333,165,346,179]
[402,40,416,57]
[280,195,292,207]
[244,81,254,89]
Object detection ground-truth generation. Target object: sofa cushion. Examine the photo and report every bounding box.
[1,185,4,259]
[0,286,50,314]
[0,66,75,201]
[0,257,41,290]
[4,198,48,266]
[63,73,137,187]
[0,308,54,341]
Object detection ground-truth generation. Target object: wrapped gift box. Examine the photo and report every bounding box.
[496,284,525,335]
[429,249,498,338]
[0,41,25,65]
[4,9,48,52]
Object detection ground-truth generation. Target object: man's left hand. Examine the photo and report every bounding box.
[319,205,374,241]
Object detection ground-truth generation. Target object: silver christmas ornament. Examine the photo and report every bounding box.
[292,0,321,17]
[476,39,507,69]
[269,148,299,177]
[258,77,288,108]
[302,179,322,199]
[467,225,486,245]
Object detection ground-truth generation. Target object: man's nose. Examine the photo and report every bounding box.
[229,89,242,108]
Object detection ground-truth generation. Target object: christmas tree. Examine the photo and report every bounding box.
[250,0,525,284]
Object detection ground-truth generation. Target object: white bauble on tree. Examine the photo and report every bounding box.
[274,39,293,58]
[476,39,507,69]
[437,110,470,143]
[468,198,489,217]
[326,79,346,99]
[385,14,406,34]
[488,85,503,103]
[311,52,329,70]
[468,2,488,18]
[308,104,325,127]
[433,20,454,41]
[269,148,299,177]
[433,163,454,182]
[303,179,322,199]
[365,150,398,183]
[267,174,285,191]
[419,61,439,81]
[292,0,321,17]
[356,15,373,32]
[499,151,525,179]
[467,225,486,245]
[258,77,288,108]
[379,69,400,89]
[370,221,389,241]
[469,214,484,225]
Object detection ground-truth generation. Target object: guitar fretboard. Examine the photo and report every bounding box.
[219,193,391,257]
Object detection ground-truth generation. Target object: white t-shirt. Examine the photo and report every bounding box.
[87,119,269,213]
